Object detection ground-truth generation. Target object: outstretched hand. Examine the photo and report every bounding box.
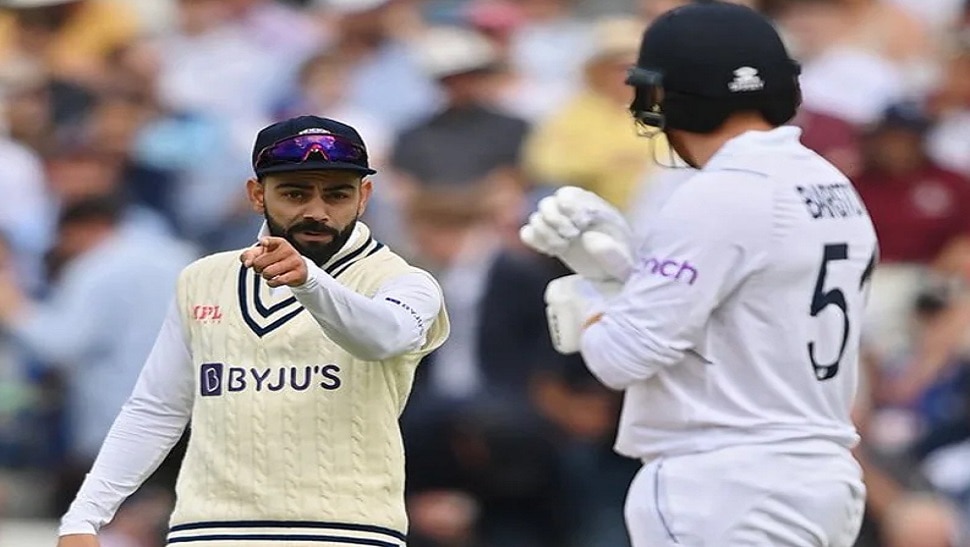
[240,237,309,287]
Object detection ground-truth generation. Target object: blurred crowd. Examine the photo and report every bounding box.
[0,0,967,546]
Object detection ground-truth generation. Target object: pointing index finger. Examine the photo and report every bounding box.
[260,237,284,251]
[240,246,264,267]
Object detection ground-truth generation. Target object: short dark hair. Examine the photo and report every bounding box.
[57,194,125,230]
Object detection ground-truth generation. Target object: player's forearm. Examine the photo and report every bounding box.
[60,414,187,535]
[291,263,439,360]
[60,393,190,535]
[61,301,194,535]
[580,314,681,390]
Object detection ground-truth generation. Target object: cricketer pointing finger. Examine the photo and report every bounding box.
[57,116,450,547]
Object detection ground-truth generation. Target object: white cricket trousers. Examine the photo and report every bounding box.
[624,441,866,547]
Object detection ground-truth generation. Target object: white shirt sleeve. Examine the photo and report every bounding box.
[289,258,443,361]
[581,172,770,390]
[59,300,194,536]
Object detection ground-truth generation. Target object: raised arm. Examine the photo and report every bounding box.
[242,236,443,360]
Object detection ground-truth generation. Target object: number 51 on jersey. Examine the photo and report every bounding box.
[808,243,877,381]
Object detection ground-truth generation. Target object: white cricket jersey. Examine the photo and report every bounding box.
[581,127,878,461]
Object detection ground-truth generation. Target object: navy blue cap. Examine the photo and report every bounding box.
[876,101,933,133]
[252,115,377,177]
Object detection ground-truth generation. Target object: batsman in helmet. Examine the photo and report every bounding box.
[521,2,878,545]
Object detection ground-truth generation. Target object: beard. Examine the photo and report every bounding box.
[264,211,358,267]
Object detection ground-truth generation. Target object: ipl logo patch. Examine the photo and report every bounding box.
[200,363,224,396]
[192,305,223,324]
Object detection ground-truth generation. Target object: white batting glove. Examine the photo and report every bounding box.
[520,187,635,282]
[544,274,622,354]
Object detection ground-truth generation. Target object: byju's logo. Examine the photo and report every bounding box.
[639,257,699,285]
[200,363,224,396]
[198,363,341,396]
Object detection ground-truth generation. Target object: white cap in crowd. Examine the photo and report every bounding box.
[416,26,500,80]
[315,0,391,15]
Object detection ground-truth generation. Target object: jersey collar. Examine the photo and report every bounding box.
[705,126,806,176]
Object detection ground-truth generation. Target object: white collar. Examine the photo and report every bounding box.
[704,126,807,175]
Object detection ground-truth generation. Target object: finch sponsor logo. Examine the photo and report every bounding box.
[639,257,699,285]
[199,362,341,397]
[192,305,223,323]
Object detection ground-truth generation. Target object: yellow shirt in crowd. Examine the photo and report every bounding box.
[0,0,139,81]
[524,90,669,211]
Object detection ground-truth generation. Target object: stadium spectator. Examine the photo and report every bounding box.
[853,101,970,266]
[0,0,141,90]
[0,194,194,513]
[523,16,656,211]
[391,26,529,190]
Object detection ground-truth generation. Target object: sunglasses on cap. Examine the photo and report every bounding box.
[254,133,367,172]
